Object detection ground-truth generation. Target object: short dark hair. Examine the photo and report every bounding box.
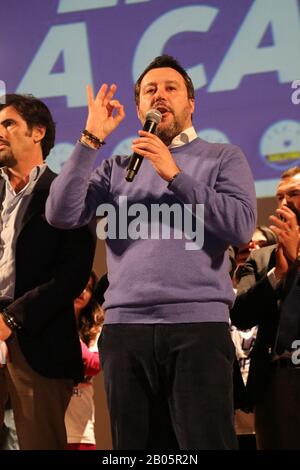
[134,55,195,105]
[0,94,55,157]
[78,271,104,346]
[280,166,300,180]
[256,225,277,246]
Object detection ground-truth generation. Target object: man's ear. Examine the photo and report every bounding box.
[33,125,46,144]
[136,105,141,121]
[189,98,195,115]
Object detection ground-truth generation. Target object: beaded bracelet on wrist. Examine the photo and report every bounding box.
[81,129,106,149]
[1,308,21,331]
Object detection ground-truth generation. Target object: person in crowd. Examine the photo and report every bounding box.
[0,94,95,450]
[233,226,277,285]
[46,55,256,450]
[231,166,300,449]
[231,226,277,382]
[230,226,276,448]
[66,271,103,450]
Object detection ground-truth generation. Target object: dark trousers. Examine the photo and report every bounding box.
[0,333,73,450]
[255,367,300,450]
[99,322,237,450]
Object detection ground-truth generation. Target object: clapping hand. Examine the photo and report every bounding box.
[269,205,300,279]
[269,205,299,263]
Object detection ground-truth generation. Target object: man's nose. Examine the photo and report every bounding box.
[154,87,167,101]
[279,196,287,207]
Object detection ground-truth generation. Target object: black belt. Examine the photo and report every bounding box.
[271,358,300,369]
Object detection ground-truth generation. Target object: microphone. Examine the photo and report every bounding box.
[125,108,162,182]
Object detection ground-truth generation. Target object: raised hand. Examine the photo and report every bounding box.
[269,205,300,264]
[274,244,290,280]
[85,84,125,141]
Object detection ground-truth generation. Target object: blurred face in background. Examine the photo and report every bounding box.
[276,174,300,224]
[236,229,269,266]
[74,275,94,320]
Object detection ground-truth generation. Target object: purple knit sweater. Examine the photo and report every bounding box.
[46,138,256,324]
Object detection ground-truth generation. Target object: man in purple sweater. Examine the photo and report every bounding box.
[46,55,256,450]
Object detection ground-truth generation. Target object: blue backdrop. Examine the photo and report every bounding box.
[1,0,300,197]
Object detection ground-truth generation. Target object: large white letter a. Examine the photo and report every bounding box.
[17,23,93,107]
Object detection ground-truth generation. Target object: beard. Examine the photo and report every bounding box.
[287,202,300,225]
[0,128,31,168]
[156,117,183,147]
[154,104,192,146]
[0,148,17,168]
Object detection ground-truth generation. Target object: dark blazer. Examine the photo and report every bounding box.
[0,168,96,382]
[230,245,279,408]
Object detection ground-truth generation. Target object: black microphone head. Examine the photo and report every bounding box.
[146,108,162,124]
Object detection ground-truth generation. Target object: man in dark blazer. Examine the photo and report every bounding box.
[0,94,95,449]
[231,166,300,449]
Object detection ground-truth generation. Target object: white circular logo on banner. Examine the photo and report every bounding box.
[46,142,74,174]
[260,120,300,170]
